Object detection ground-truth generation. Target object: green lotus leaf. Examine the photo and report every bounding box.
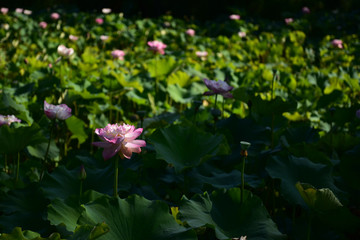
[66,116,88,145]
[0,184,49,233]
[0,227,62,240]
[0,124,46,154]
[296,183,360,233]
[78,194,197,240]
[70,222,110,240]
[146,57,177,78]
[47,198,85,232]
[266,155,339,206]
[149,125,228,172]
[179,188,285,239]
[167,71,193,87]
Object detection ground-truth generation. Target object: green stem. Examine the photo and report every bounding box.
[15,152,20,182]
[79,180,83,203]
[241,155,246,204]
[113,157,119,197]
[44,120,55,161]
[90,129,95,154]
[222,97,225,118]
[4,154,7,173]
[307,214,312,240]
[214,94,218,109]
[41,120,55,181]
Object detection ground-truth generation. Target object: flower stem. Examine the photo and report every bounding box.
[214,94,218,109]
[307,213,312,240]
[41,120,55,181]
[4,154,7,173]
[113,156,119,197]
[15,152,20,183]
[241,152,246,204]
[79,180,83,203]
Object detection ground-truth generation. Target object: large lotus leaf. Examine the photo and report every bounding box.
[41,166,81,200]
[296,183,360,233]
[146,57,177,78]
[110,72,144,93]
[41,164,129,200]
[0,124,46,154]
[27,140,60,160]
[149,125,228,172]
[167,71,193,87]
[187,162,263,191]
[65,116,88,145]
[47,198,85,232]
[0,184,50,233]
[0,93,33,124]
[179,188,285,240]
[167,84,195,103]
[266,155,339,206]
[0,227,62,240]
[78,194,197,240]
[69,222,110,240]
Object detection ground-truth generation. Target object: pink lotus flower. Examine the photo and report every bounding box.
[69,35,79,41]
[57,44,74,57]
[39,21,47,29]
[238,31,246,38]
[285,18,294,25]
[196,51,208,57]
[44,101,72,120]
[203,78,234,98]
[331,39,343,49]
[95,18,104,25]
[147,40,167,55]
[51,12,60,20]
[1,8,8,15]
[111,50,125,60]
[23,9,32,15]
[15,8,23,13]
[0,115,21,126]
[102,8,111,14]
[229,14,240,20]
[302,6,310,14]
[100,35,109,41]
[93,123,146,160]
[186,29,195,36]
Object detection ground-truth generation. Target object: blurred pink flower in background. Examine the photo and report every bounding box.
[57,45,74,57]
[69,35,79,41]
[203,78,234,98]
[15,8,23,13]
[39,21,47,29]
[95,18,104,24]
[196,51,208,57]
[44,101,72,120]
[51,12,60,20]
[48,63,52,68]
[102,8,111,14]
[285,18,294,25]
[229,14,240,20]
[23,9,32,15]
[148,40,167,55]
[111,50,125,60]
[238,31,246,38]
[100,35,109,41]
[331,39,343,49]
[93,123,146,160]
[1,8,8,14]
[0,115,21,126]
[186,29,195,36]
[302,6,310,14]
